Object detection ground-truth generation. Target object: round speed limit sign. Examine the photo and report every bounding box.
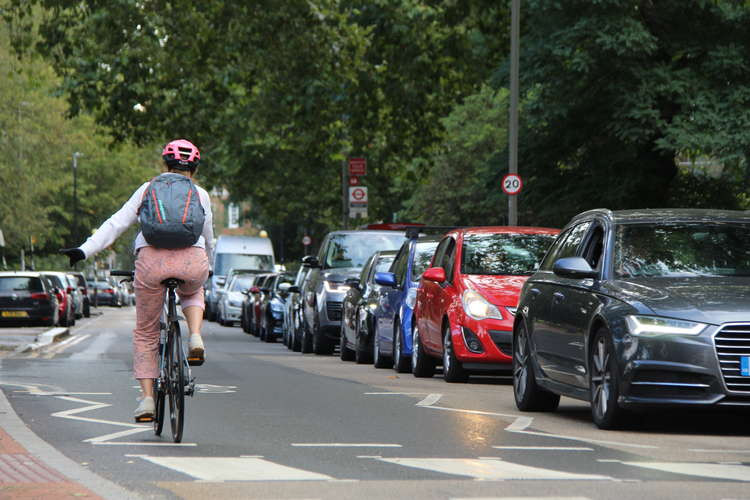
[502,173,523,195]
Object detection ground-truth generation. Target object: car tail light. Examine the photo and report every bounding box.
[105,288,115,294]
[66,287,74,293]
[31,292,50,301]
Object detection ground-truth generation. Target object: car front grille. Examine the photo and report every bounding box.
[326,301,343,321]
[714,323,750,393]
[488,330,512,356]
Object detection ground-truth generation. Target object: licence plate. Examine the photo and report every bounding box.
[2,310,28,318]
[742,357,750,377]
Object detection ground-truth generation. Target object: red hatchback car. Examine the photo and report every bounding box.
[413,226,559,382]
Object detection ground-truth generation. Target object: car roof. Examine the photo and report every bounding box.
[326,230,406,236]
[0,271,43,278]
[571,208,750,225]
[454,226,560,236]
[375,250,398,259]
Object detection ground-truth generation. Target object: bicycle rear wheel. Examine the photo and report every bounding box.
[167,322,185,443]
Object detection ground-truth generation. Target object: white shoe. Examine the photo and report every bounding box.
[188,334,205,364]
[134,396,155,422]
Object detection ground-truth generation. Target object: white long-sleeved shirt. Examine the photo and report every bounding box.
[79,175,214,260]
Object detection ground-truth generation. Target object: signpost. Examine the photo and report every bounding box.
[502,173,523,196]
[302,235,311,246]
[348,158,367,177]
[349,186,368,219]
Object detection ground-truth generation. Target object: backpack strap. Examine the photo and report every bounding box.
[136,178,157,216]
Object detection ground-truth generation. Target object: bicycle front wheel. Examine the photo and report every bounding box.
[167,321,185,443]
[153,377,166,436]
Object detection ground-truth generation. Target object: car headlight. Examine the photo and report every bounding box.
[625,315,706,337]
[405,287,417,309]
[461,289,503,320]
[324,281,350,293]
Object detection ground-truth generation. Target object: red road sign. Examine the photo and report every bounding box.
[302,235,312,246]
[502,173,523,195]
[349,176,360,186]
[348,158,367,176]
[349,186,368,204]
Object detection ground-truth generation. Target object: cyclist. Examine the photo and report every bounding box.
[60,139,213,421]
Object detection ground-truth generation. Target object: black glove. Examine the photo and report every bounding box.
[59,248,85,267]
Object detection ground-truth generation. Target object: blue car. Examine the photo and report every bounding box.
[372,236,441,372]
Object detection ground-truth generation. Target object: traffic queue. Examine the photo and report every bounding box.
[208,208,750,430]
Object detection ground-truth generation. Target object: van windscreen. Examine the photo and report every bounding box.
[215,254,274,275]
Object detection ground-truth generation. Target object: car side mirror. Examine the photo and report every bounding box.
[260,288,271,293]
[216,277,226,287]
[303,257,320,268]
[553,257,598,279]
[422,267,446,283]
[374,272,397,288]
[287,285,300,294]
[278,283,292,293]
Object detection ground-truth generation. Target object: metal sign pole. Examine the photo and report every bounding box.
[508,0,520,226]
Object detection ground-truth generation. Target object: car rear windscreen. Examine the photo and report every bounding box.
[324,233,406,269]
[215,254,274,275]
[0,277,43,292]
[461,233,557,276]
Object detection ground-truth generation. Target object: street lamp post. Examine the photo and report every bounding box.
[72,152,82,245]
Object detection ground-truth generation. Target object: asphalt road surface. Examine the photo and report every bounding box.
[2,307,750,500]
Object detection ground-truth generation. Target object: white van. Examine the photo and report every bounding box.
[206,235,275,321]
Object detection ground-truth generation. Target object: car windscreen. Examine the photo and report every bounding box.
[461,233,557,276]
[0,277,43,292]
[231,276,254,292]
[615,222,750,278]
[324,233,406,269]
[412,241,440,280]
[215,254,274,275]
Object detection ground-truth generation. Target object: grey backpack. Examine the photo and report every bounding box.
[138,173,205,249]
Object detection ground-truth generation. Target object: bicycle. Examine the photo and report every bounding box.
[111,270,202,443]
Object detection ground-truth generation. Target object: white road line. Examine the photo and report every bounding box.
[416,393,442,406]
[506,428,658,450]
[84,427,152,443]
[421,405,518,419]
[621,461,750,482]
[493,446,593,451]
[134,456,334,481]
[372,457,611,481]
[94,442,197,447]
[505,416,533,432]
[43,334,91,358]
[689,449,750,454]
[364,392,427,395]
[291,443,402,448]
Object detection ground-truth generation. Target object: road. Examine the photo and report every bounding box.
[2,307,750,500]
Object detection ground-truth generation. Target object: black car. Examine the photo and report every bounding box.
[259,273,294,342]
[513,208,750,429]
[241,273,276,337]
[0,272,60,326]
[339,250,397,363]
[283,262,310,352]
[90,280,120,306]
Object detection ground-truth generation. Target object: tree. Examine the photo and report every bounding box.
[517,0,750,227]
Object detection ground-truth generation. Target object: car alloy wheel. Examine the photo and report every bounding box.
[589,327,628,429]
[373,331,390,369]
[340,328,355,361]
[411,325,435,378]
[355,316,372,364]
[513,321,560,411]
[442,324,468,383]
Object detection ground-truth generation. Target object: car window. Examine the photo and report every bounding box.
[359,254,376,283]
[582,224,606,271]
[231,276,253,291]
[540,222,591,270]
[389,246,409,286]
[441,238,457,282]
[323,233,406,269]
[0,277,43,292]
[431,237,450,269]
[461,233,558,276]
[374,254,397,282]
[411,240,440,281]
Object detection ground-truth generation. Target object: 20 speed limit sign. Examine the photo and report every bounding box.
[502,173,523,195]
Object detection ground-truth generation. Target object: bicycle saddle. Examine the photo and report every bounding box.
[161,277,185,287]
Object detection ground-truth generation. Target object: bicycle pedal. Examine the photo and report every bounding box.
[187,357,204,366]
[135,415,154,423]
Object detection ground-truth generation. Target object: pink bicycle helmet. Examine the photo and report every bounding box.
[162,139,200,170]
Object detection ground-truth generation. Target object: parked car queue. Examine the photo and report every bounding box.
[208,209,750,430]
[0,270,132,328]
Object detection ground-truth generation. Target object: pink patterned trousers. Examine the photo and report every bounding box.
[133,246,209,379]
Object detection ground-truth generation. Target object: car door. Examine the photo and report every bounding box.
[424,236,457,353]
[376,245,409,352]
[531,221,591,385]
[416,237,449,349]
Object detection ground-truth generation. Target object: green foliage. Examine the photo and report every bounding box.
[518,0,750,226]
[0,9,158,268]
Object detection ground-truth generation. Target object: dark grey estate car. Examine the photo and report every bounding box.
[513,208,750,429]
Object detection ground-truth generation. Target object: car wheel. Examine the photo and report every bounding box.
[373,330,391,369]
[355,318,372,365]
[83,301,90,318]
[301,322,313,353]
[590,327,629,429]
[411,325,435,378]
[442,324,468,383]
[393,319,410,373]
[312,314,333,355]
[292,323,303,352]
[339,329,355,361]
[207,304,217,322]
[513,321,560,411]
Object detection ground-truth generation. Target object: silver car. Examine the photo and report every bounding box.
[218,273,255,327]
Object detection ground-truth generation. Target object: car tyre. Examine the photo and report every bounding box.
[513,321,560,412]
[411,325,435,378]
[355,317,373,364]
[339,330,355,361]
[83,301,90,318]
[393,319,410,373]
[442,325,468,383]
[590,327,630,429]
[373,331,391,369]
[312,314,333,355]
[301,322,313,353]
